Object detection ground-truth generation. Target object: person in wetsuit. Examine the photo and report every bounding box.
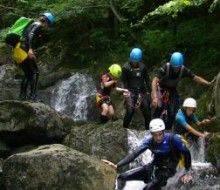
[19,12,54,101]
[174,97,211,143]
[122,48,151,130]
[103,118,192,190]
[96,64,128,124]
[151,52,214,130]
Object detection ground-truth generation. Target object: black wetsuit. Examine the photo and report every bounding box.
[122,62,151,130]
[20,21,45,100]
[153,63,195,129]
[116,133,191,190]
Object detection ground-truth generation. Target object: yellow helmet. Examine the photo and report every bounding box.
[109,64,122,79]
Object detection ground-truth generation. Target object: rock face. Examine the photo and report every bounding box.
[214,72,220,124]
[207,134,220,172]
[207,72,220,170]
[2,144,116,190]
[64,120,128,163]
[0,100,73,146]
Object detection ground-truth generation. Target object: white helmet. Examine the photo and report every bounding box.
[183,98,197,108]
[149,118,165,133]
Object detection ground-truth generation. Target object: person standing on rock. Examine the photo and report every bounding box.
[102,118,193,190]
[6,12,55,101]
[151,52,214,130]
[121,48,151,130]
[174,97,212,143]
[96,64,128,124]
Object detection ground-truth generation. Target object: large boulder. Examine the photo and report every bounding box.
[2,144,116,190]
[0,100,73,146]
[64,120,128,163]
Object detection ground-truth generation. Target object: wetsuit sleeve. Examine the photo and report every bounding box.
[143,66,150,91]
[173,134,192,171]
[28,23,43,49]
[155,65,166,79]
[176,113,188,128]
[121,65,128,89]
[117,138,150,168]
[182,67,195,79]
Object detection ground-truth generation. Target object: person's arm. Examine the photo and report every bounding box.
[115,87,128,93]
[173,135,193,184]
[193,75,212,86]
[176,113,206,138]
[173,135,191,171]
[27,23,42,59]
[101,74,117,88]
[102,139,150,170]
[151,77,160,107]
[117,140,149,168]
[185,124,206,138]
[196,119,212,127]
[102,80,116,88]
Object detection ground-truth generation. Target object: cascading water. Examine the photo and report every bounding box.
[51,73,97,121]
[123,129,219,190]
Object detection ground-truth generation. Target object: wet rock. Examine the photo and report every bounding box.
[2,144,116,190]
[207,134,220,172]
[0,141,10,158]
[0,100,74,146]
[64,120,128,163]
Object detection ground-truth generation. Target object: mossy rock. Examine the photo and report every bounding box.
[207,134,220,172]
[2,144,116,190]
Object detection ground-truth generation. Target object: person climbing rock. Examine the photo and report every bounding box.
[102,118,192,190]
[174,97,212,143]
[151,52,214,130]
[122,48,151,130]
[6,12,55,101]
[96,64,128,124]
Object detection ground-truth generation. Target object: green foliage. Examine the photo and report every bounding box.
[209,0,220,12]
[138,0,215,26]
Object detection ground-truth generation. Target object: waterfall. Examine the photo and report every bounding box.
[51,73,97,121]
[123,129,215,190]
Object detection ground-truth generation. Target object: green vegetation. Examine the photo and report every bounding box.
[0,0,219,99]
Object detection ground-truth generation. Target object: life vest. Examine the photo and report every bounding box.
[159,63,184,89]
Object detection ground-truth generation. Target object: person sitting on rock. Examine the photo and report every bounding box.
[151,52,214,130]
[121,48,151,130]
[102,118,193,190]
[174,97,212,143]
[96,64,128,124]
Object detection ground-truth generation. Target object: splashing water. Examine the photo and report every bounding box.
[51,73,97,121]
[122,130,216,190]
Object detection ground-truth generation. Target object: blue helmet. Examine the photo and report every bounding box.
[130,48,142,62]
[41,12,55,25]
[170,52,184,68]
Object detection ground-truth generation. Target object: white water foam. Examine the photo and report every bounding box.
[51,73,97,121]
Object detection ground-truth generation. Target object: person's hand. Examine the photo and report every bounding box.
[152,97,158,108]
[123,91,130,98]
[102,159,117,170]
[28,49,36,60]
[180,174,193,184]
[209,77,216,86]
[202,131,210,138]
[200,119,211,126]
